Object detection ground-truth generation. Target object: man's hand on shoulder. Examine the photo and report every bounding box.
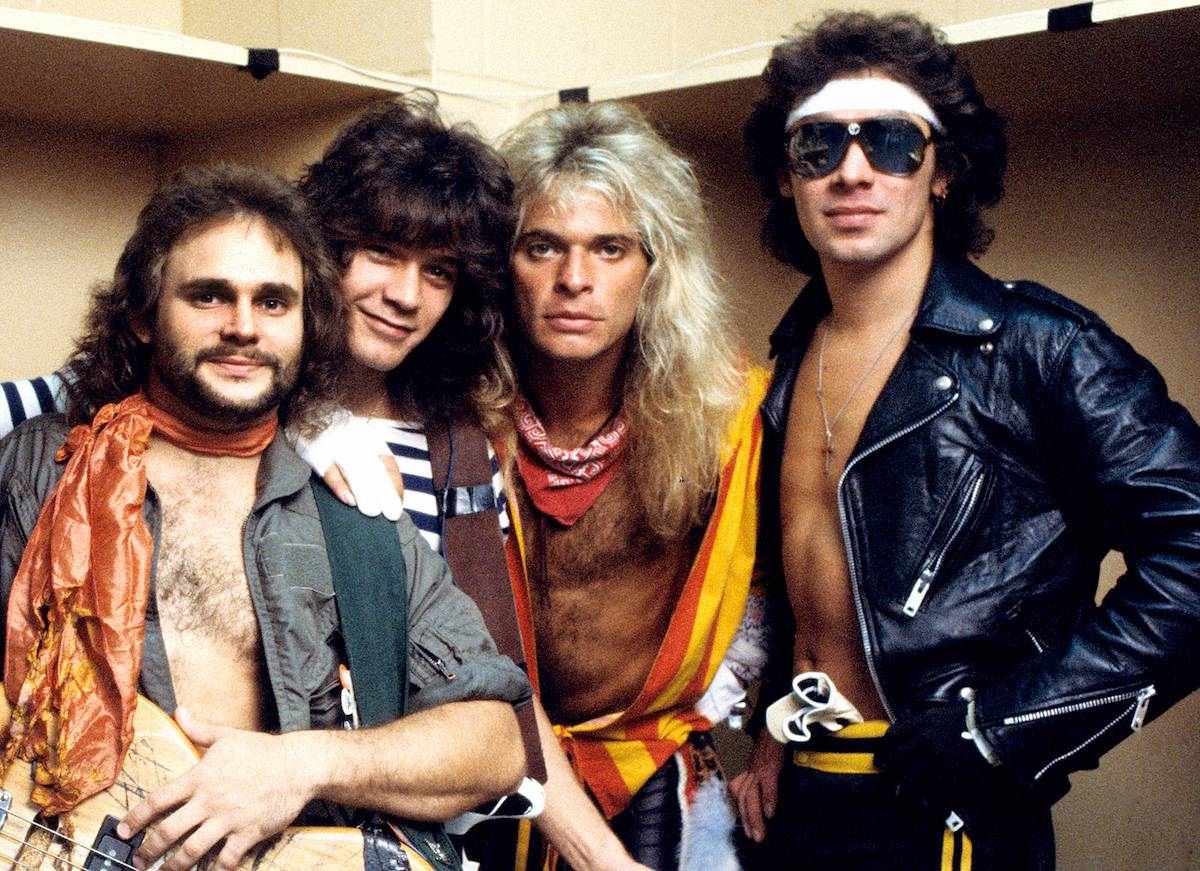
[118,707,318,871]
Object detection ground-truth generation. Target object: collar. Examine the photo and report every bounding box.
[768,252,1006,359]
[913,254,1006,338]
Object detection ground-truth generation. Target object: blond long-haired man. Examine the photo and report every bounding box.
[484,102,769,871]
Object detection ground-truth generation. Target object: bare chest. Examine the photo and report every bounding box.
[153,475,259,651]
[145,444,268,729]
[776,333,906,718]
[516,466,700,721]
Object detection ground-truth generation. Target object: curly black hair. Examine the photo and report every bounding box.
[297,97,515,424]
[66,163,344,427]
[744,11,1008,275]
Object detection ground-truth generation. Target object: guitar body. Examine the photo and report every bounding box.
[0,692,434,870]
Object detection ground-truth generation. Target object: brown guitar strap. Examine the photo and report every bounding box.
[426,419,547,783]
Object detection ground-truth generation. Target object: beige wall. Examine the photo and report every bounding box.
[0,0,182,31]
[0,0,432,72]
[0,119,160,379]
[987,110,1200,869]
[160,106,364,178]
[431,0,1056,91]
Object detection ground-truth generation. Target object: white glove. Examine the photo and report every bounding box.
[291,410,404,521]
[766,671,863,744]
[695,661,748,726]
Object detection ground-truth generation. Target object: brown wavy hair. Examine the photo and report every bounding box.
[66,163,344,428]
[297,97,516,429]
[745,11,1008,275]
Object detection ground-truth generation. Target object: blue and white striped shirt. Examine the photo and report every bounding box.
[360,416,509,554]
[0,371,66,437]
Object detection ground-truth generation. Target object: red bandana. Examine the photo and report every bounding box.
[514,394,629,526]
[2,393,276,814]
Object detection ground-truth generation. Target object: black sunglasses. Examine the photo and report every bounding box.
[786,117,933,179]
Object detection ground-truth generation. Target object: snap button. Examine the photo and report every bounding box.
[935,375,953,391]
[979,341,994,355]
[1003,281,1015,289]
[978,317,994,331]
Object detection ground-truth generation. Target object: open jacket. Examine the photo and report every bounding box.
[0,415,531,733]
[506,367,769,820]
[759,254,1200,794]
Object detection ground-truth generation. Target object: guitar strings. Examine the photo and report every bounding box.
[0,829,119,871]
[0,827,138,871]
[0,834,45,871]
[0,805,141,871]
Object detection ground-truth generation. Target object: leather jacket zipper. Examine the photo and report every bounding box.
[903,468,987,617]
[1004,685,1156,780]
[838,390,959,721]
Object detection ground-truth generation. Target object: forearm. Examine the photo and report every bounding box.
[294,699,525,821]
[531,700,643,871]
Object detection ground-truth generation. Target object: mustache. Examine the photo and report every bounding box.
[194,345,281,368]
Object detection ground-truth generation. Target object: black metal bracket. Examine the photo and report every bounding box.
[1048,2,1096,32]
[241,48,281,80]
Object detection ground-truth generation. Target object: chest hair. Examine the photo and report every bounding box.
[519,464,701,651]
[149,450,262,656]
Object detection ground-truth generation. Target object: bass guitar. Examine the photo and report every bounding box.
[0,690,435,870]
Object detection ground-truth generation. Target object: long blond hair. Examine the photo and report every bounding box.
[499,101,743,538]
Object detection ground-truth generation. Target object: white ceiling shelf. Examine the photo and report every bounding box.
[0,7,403,136]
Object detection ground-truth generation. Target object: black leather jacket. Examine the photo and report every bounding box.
[760,253,1200,792]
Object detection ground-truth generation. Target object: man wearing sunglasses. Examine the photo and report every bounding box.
[732,11,1200,870]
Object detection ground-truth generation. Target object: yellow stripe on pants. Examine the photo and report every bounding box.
[941,826,973,870]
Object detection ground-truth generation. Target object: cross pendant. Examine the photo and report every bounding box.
[823,436,835,476]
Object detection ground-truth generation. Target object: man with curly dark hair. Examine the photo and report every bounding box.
[297,98,514,434]
[0,163,529,871]
[733,11,1200,870]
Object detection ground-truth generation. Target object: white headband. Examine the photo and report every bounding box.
[786,77,943,132]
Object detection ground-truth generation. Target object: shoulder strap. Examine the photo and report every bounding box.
[427,419,547,783]
[313,479,464,871]
[311,478,408,726]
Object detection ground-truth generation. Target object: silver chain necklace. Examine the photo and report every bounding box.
[815,316,912,475]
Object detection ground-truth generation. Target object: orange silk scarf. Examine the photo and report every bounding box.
[2,393,276,814]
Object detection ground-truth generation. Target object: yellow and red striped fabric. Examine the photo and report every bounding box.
[507,366,769,819]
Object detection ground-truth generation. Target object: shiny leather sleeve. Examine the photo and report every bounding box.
[976,314,1200,788]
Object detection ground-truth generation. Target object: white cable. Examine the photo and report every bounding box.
[275,38,784,103]
[275,47,558,100]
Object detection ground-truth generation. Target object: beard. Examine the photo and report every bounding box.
[150,339,300,427]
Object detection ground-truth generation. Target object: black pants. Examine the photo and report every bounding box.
[608,757,682,870]
[738,734,1054,871]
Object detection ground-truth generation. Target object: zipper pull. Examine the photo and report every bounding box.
[1131,685,1156,731]
[903,568,935,616]
[413,641,457,680]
